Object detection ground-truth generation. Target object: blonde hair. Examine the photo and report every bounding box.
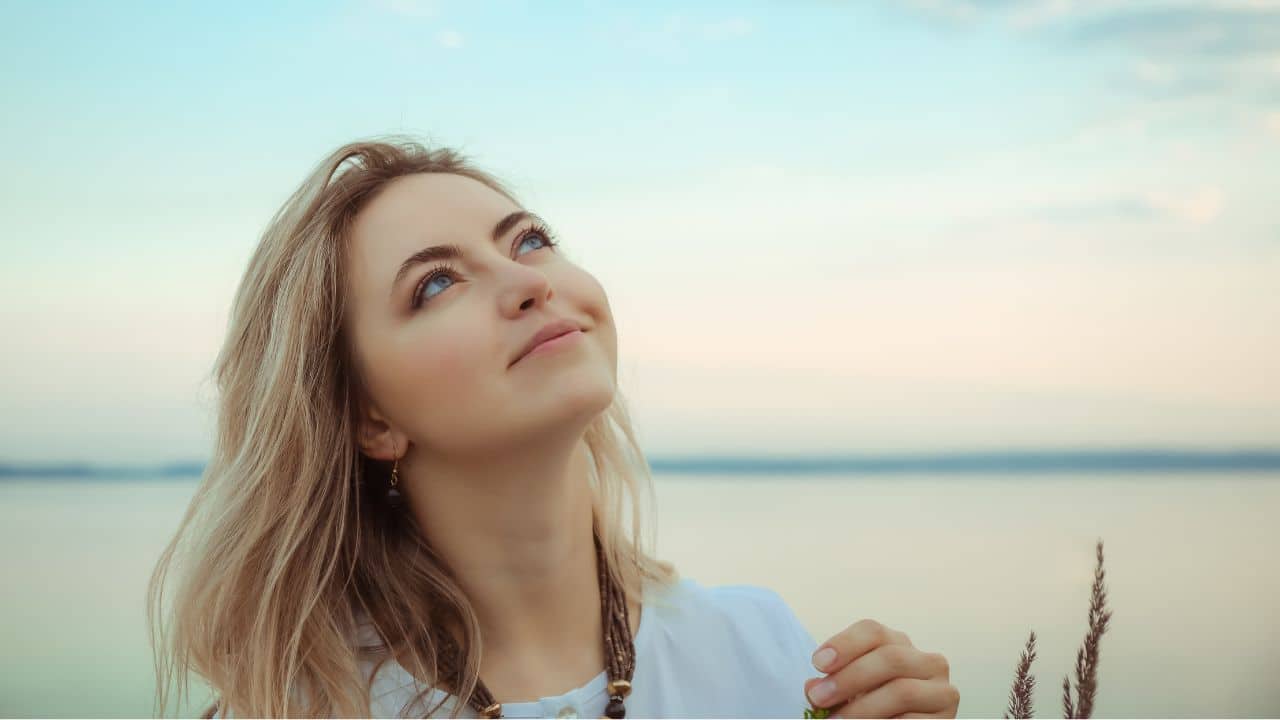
[146,134,679,718]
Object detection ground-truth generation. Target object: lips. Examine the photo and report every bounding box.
[511,318,584,367]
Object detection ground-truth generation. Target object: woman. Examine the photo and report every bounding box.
[147,135,958,719]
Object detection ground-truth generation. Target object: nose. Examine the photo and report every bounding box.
[500,262,553,316]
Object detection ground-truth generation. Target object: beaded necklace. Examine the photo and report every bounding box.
[433,529,636,719]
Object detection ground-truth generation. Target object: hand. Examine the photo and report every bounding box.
[804,619,960,718]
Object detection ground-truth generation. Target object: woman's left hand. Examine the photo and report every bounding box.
[804,619,960,718]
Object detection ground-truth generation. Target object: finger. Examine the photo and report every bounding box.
[831,677,955,719]
[807,643,940,709]
[812,619,912,674]
[893,714,938,718]
[807,678,865,706]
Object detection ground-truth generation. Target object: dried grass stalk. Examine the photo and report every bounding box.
[1063,539,1113,719]
[1002,538,1112,719]
[1003,631,1038,718]
[1061,675,1075,719]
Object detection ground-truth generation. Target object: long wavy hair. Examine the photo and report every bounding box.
[146,134,680,718]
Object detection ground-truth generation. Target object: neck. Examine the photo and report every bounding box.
[403,425,609,662]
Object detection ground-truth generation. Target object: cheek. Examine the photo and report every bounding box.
[413,343,468,379]
[390,327,496,431]
[404,335,488,395]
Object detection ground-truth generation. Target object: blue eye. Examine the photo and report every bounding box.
[411,264,460,309]
[421,272,455,300]
[513,222,559,257]
[516,231,552,254]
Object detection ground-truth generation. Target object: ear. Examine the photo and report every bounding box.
[357,403,410,462]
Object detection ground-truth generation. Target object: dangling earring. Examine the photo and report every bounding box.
[387,448,404,509]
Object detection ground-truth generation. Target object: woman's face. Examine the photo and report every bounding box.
[345,172,618,460]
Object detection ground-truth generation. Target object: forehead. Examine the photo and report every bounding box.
[344,172,519,322]
[351,172,515,249]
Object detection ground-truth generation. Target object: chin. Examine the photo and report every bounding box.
[533,366,617,425]
[560,365,617,407]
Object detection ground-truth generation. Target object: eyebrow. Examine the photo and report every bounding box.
[390,210,534,297]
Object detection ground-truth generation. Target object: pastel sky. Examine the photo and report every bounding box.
[2,0,1277,463]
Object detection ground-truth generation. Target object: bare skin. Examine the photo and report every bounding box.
[344,172,638,703]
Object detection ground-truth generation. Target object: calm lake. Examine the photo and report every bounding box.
[2,472,1277,717]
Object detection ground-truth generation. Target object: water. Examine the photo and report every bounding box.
[2,472,1277,717]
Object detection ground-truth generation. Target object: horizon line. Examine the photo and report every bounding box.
[3,447,1280,479]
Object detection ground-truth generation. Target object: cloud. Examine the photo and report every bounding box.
[1026,197,1165,224]
[1007,0,1100,30]
[902,0,1280,61]
[1143,187,1226,224]
[1119,57,1245,100]
[959,187,1229,229]
[1064,3,1280,59]
[899,0,1280,129]
[436,29,464,48]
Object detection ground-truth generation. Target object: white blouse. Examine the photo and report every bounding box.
[215,576,821,718]
[364,576,820,718]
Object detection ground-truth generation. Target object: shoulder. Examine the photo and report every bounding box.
[704,581,798,621]
[706,580,818,656]
[636,576,818,715]
[352,610,477,718]
[647,576,818,660]
[209,613,470,719]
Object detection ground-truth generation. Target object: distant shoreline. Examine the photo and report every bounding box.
[4,448,1280,479]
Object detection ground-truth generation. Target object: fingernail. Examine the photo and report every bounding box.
[812,646,837,672]
[808,679,837,706]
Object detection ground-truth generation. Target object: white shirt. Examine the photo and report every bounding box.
[364,576,820,718]
[215,576,821,718]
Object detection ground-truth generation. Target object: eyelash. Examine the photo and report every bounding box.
[411,221,560,310]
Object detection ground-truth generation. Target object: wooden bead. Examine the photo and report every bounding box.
[606,680,632,698]
[480,702,502,718]
[604,697,626,718]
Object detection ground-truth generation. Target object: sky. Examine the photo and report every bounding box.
[1,0,1277,463]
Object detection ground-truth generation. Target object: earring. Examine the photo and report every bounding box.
[387,449,404,507]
